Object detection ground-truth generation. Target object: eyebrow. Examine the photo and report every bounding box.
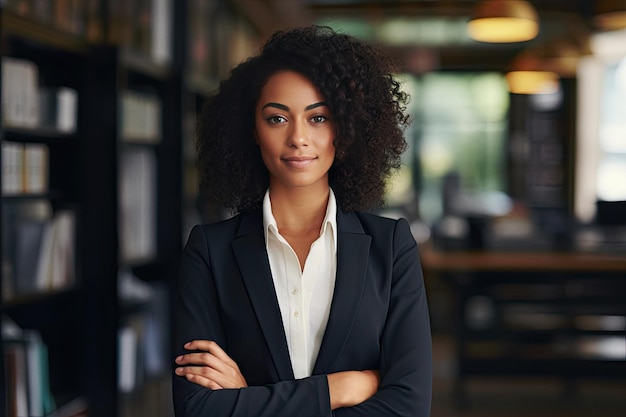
[262,102,328,111]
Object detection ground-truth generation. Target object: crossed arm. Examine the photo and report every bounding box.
[173,220,432,416]
[175,339,380,410]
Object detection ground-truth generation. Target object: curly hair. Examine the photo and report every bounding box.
[196,25,409,213]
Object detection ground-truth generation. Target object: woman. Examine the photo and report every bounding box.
[173,25,432,416]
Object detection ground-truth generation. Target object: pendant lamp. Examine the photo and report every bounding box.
[506,50,559,95]
[593,0,626,31]
[505,34,589,95]
[468,0,539,43]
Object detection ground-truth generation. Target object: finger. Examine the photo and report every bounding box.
[175,365,223,384]
[185,340,235,365]
[175,356,248,389]
[178,340,248,389]
[180,370,224,390]
[176,352,243,386]
[176,351,227,372]
[191,375,223,390]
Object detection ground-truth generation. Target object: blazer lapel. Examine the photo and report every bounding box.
[232,211,294,381]
[313,209,371,374]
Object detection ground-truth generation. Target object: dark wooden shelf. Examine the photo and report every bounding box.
[2,126,77,142]
[1,11,87,53]
[120,47,172,81]
[2,283,80,304]
[185,72,219,96]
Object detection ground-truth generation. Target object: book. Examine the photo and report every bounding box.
[118,149,157,263]
[118,323,139,393]
[39,87,79,133]
[85,0,104,42]
[54,0,86,35]
[107,0,134,46]
[3,1,33,17]
[151,0,172,64]
[2,200,53,300]
[35,210,76,292]
[133,0,153,57]
[1,141,24,195]
[5,343,29,417]
[2,317,56,417]
[1,57,40,128]
[119,90,162,143]
[24,330,56,416]
[23,143,49,194]
[187,0,216,78]
[14,218,48,296]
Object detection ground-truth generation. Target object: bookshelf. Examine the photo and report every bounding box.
[181,0,260,237]
[0,1,189,416]
[1,10,88,417]
[0,1,261,415]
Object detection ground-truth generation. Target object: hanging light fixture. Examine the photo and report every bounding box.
[505,36,590,95]
[593,0,626,31]
[502,13,591,96]
[468,0,539,43]
[505,49,559,95]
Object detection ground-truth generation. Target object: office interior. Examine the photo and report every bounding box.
[1,1,625,416]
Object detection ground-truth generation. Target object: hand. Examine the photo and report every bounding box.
[327,369,380,409]
[175,340,248,390]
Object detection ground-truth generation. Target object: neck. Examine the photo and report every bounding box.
[269,184,330,235]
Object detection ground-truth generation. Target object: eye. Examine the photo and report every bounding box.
[267,115,287,124]
[311,115,327,123]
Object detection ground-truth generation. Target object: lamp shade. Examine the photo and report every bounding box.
[468,0,539,43]
[593,0,626,31]
[506,71,559,95]
[506,50,559,94]
[505,34,590,95]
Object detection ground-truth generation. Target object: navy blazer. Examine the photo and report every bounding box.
[173,208,432,416]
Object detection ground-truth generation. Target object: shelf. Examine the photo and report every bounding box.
[119,139,161,148]
[0,1,208,415]
[1,11,87,53]
[1,191,62,201]
[185,72,219,96]
[2,126,77,142]
[3,285,82,313]
[120,47,172,81]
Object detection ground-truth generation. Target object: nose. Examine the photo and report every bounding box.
[288,119,309,148]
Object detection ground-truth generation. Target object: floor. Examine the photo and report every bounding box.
[430,334,626,417]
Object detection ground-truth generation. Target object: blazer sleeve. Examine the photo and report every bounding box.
[172,225,333,417]
[333,218,432,417]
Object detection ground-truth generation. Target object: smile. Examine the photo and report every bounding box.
[283,156,317,168]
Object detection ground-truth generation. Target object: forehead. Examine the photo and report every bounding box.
[258,70,324,103]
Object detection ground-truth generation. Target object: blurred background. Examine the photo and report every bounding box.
[1,1,625,416]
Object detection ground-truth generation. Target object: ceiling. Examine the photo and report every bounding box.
[231,0,608,73]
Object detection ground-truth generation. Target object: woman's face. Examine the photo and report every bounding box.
[255,70,336,191]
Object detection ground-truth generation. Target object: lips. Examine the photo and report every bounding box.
[283,156,317,168]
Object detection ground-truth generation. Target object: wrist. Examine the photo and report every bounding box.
[327,370,379,410]
[327,371,352,409]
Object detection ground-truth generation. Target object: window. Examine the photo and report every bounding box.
[389,72,510,224]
